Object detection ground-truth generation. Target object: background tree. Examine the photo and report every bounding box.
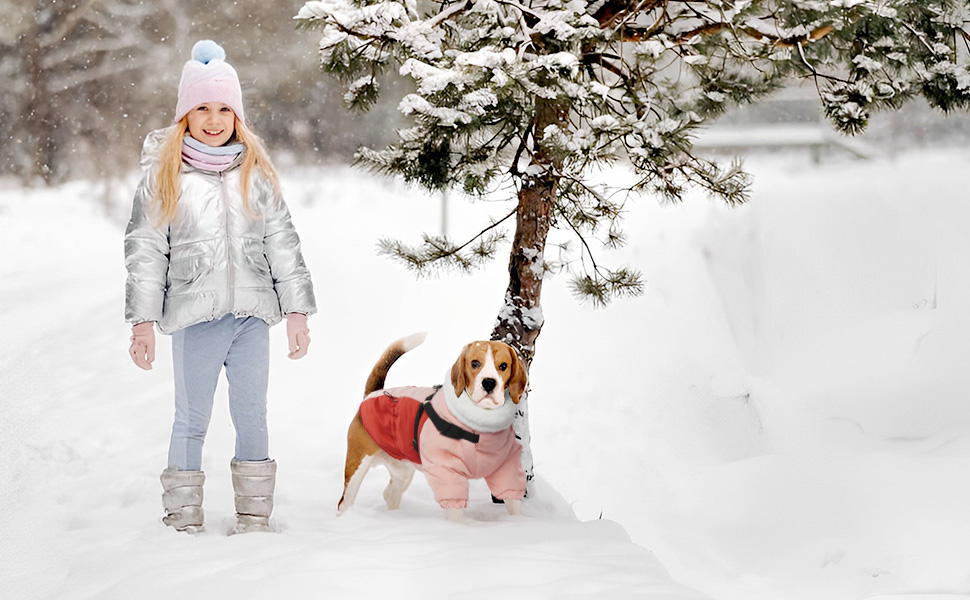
[295,0,970,480]
[0,0,162,184]
[0,0,400,184]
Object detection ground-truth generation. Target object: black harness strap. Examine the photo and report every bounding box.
[412,403,426,454]
[424,401,480,444]
[412,386,479,454]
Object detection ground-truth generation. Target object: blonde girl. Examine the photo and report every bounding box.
[124,40,316,534]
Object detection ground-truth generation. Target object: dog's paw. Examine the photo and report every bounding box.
[446,507,468,523]
[504,498,522,516]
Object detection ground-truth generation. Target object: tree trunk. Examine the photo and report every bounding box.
[22,12,57,184]
[490,97,567,486]
[490,175,556,363]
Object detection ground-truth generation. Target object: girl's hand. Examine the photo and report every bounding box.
[129,322,156,370]
[286,313,310,359]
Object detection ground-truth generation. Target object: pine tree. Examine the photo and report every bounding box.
[296,0,970,480]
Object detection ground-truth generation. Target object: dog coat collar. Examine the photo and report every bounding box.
[441,370,517,433]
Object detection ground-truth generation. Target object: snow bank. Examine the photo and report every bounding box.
[3,147,970,600]
[0,171,707,600]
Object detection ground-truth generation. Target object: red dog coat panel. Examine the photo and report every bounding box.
[358,386,434,464]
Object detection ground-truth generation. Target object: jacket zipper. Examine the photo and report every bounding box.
[221,171,234,309]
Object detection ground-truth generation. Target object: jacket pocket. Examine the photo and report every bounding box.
[242,239,272,281]
[167,254,211,293]
[245,251,271,279]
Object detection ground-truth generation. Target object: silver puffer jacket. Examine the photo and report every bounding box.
[125,128,316,334]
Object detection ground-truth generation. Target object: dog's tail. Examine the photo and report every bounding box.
[363,332,427,397]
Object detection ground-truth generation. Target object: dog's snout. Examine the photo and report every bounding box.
[481,378,497,393]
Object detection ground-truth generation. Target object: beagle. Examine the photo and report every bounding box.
[338,333,529,521]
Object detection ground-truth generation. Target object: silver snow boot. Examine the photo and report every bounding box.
[231,459,276,533]
[160,468,205,532]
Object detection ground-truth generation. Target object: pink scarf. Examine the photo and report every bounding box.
[181,136,244,172]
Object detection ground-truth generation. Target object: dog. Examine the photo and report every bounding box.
[338,333,529,521]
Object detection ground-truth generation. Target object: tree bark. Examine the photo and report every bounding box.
[22,17,58,184]
[490,175,555,364]
[490,97,567,485]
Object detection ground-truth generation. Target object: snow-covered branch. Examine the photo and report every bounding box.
[297,0,970,304]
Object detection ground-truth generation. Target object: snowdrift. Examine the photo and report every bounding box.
[3,148,970,599]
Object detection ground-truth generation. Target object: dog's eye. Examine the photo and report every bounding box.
[471,360,481,369]
[499,362,508,371]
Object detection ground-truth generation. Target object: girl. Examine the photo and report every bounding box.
[124,41,317,534]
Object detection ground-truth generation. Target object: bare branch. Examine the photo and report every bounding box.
[41,0,107,47]
[452,207,518,255]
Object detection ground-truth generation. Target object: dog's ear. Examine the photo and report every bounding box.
[505,344,528,405]
[450,344,470,397]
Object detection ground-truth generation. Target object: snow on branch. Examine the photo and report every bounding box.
[297,0,970,305]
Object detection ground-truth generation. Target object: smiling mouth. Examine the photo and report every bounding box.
[203,129,223,136]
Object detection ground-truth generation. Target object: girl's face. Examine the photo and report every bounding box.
[186,102,236,147]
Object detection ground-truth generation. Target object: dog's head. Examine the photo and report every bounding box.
[450,341,528,408]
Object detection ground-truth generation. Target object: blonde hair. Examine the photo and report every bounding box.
[154,117,281,224]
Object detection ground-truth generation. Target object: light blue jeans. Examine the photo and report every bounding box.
[168,314,270,471]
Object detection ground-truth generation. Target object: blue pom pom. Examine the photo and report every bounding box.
[191,40,226,64]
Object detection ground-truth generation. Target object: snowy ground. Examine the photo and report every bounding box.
[3,148,970,599]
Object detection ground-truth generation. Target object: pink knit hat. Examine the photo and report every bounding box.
[173,40,245,124]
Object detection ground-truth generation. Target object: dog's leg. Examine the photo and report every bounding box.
[382,459,415,510]
[504,498,522,516]
[338,413,382,512]
[446,507,467,523]
[338,454,376,512]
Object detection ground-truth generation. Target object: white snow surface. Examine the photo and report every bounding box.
[3,148,970,600]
